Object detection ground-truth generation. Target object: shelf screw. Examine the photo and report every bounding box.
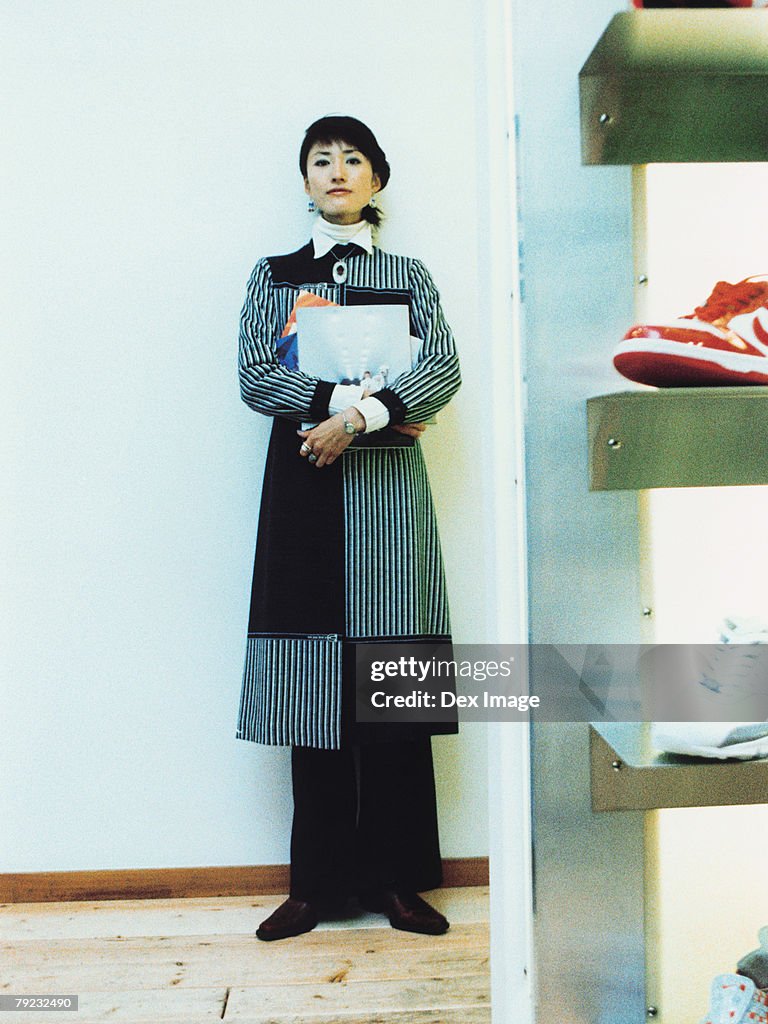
[638,274,648,285]
[599,113,612,125]
[607,437,622,450]
[647,1008,659,1019]
[642,607,653,618]
[611,759,623,772]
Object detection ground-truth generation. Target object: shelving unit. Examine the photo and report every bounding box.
[590,723,768,812]
[532,11,768,1024]
[579,10,768,165]
[587,387,768,491]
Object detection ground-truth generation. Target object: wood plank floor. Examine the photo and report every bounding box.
[0,886,490,1024]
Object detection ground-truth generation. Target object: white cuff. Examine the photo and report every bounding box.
[329,383,365,415]
[352,396,390,433]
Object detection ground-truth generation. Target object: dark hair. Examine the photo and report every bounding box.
[299,115,390,228]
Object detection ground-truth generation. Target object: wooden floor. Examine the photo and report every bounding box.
[0,887,490,1024]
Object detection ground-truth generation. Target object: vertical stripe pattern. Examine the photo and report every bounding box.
[386,258,461,424]
[238,261,335,422]
[343,446,450,639]
[236,637,342,750]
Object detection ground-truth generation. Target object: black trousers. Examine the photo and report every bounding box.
[288,738,443,904]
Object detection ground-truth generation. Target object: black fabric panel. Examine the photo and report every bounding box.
[349,427,413,447]
[340,642,458,746]
[309,379,335,422]
[246,416,345,636]
[369,387,407,425]
[266,246,417,333]
[267,242,367,286]
[344,285,417,337]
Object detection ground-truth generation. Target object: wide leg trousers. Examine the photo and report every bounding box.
[288,738,443,904]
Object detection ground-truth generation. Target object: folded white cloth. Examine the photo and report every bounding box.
[651,721,768,760]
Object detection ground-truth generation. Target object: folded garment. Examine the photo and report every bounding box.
[651,721,768,760]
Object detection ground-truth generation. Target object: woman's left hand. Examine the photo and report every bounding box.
[391,421,428,438]
[297,408,366,468]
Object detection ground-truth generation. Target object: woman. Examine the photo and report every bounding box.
[235,115,461,941]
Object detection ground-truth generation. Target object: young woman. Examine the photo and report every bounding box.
[235,115,461,940]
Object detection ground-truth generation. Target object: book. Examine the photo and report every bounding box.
[279,293,425,447]
[295,304,412,393]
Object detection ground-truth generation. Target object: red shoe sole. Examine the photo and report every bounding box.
[614,351,768,387]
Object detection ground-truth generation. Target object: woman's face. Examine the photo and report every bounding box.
[304,140,381,225]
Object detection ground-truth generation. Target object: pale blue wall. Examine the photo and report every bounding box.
[513,1,642,646]
[511,4,647,1021]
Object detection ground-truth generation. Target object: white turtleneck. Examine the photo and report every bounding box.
[311,217,374,258]
[310,216,389,434]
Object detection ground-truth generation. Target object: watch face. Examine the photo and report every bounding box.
[345,421,356,434]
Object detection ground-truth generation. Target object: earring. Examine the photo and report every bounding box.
[307,199,316,213]
[369,196,377,208]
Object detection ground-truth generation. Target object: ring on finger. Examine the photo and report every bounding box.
[308,452,318,463]
[300,442,313,454]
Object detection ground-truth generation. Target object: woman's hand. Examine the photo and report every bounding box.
[297,407,366,468]
[391,421,428,438]
[359,390,428,439]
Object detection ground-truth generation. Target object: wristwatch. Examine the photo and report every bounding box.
[342,411,359,435]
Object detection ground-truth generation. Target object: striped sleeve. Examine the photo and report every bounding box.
[377,259,461,425]
[238,258,334,422]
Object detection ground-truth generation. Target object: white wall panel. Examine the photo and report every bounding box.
[1,0,498,871]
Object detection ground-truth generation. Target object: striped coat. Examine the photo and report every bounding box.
[235,240,461,750]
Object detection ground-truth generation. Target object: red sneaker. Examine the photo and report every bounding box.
[614,276,768,386]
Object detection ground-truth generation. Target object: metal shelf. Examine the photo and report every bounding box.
[590,722,768,811]
[580,10,768,164]
[587,387,768,491]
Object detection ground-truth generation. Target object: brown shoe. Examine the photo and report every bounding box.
[256,898,318,941]
[361,890,449,935]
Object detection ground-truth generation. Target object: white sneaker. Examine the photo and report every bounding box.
[699,973,768,1024]
[650,617,768,760]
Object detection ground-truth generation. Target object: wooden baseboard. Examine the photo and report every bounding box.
[0,857,489,904]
